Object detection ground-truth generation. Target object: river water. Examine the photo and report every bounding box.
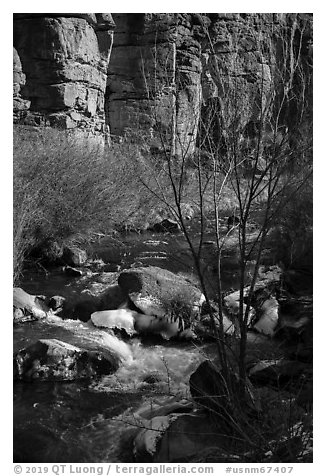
[14,222,261,463]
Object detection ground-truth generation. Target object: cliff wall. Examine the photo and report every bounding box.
[13,13,312,152]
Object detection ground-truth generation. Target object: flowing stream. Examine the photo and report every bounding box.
[14,222,261,463]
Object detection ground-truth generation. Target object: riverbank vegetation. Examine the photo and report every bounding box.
[13,126,241,284]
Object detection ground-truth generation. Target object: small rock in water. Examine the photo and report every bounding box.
[63,265,83,277]
[62,245,87,267]
[150,218,180,233]
[48,295,66,311]
[254,297,279,336]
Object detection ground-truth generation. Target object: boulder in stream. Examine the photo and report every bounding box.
[117,266,205,339]
[63,265,83,277]
[253,296,279,336]
[133,396,223,463]
[223,295,255,327]
[189,360,259,418]
[118,266,204,319]
[14,338,119,381]
[13,287,50,323]
[48,295,66,312]
[150,218,180,233]
[62,245,87,267]
[134,412,220,463]
[68,279,126,322]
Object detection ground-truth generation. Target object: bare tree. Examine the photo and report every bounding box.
[139,13,312,400]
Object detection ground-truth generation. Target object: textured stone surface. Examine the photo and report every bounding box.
[13,13,115,143]
[14,338,119,381]
[254,297,279,336]
[134,412,219,463]
[107,13,202,155]
[13,287,49,322]
[189,360,258,416]
[13,47,31,120]
[13,13,312,152]
[118,266,204,317]
[62,245,87,267]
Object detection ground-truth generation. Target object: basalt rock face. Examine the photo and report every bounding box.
[13,13,312,152]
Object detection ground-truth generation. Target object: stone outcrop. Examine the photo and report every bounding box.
[106,14,202,155]
[13,14,312,153]
[13,13,115,146]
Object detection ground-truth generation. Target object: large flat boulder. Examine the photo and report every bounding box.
[118,266,204,322]
[14,338,119,381]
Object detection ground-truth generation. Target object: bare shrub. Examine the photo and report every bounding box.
[13,127,159,280]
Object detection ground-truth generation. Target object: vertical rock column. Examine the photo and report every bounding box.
[174,14,203,157]
[107,13,203,157]
[13,47,31,121]
[107,14,177,142]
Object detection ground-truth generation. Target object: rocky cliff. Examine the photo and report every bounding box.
[13,14,115,145]
[13,13,312,151]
